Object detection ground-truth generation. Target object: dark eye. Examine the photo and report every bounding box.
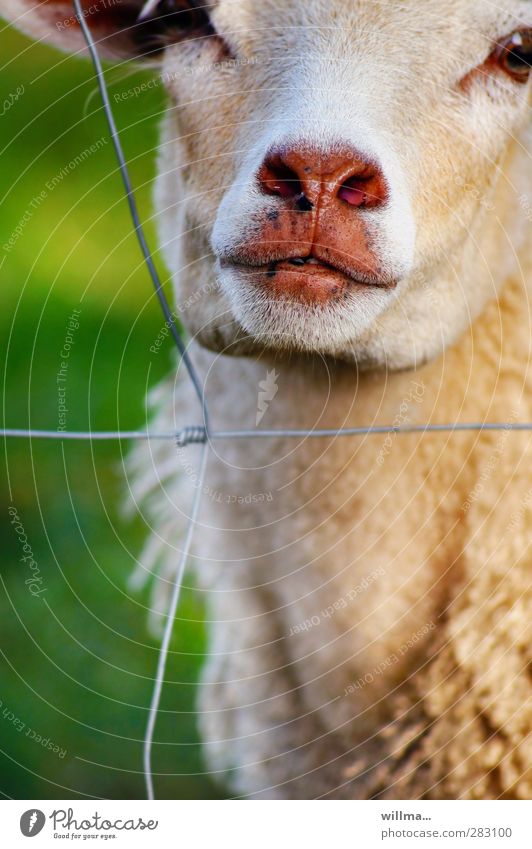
[494,29,532,82]
[136,0,215,52]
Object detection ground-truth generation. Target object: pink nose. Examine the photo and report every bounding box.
[258,144,387,211]
[238,143,390,304]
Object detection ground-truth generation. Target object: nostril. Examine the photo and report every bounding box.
[338,171,387,209]
[295,192,313,211]
[259,158,303,200]
[258,145,387,211]
[338,180,368,207]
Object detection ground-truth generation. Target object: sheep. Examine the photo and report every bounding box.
[2,0,531,799]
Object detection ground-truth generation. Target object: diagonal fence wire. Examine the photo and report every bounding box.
[70,0,209,432]
[70,0,211,802]
[2,0,531,801]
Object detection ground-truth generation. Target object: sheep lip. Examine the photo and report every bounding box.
[220,258,397,305]
[222,257,396,290]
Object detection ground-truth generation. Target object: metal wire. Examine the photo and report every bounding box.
[70,0,209,431]
[1,0,530,804]
[70,0,210,802]
[3,422,532,443]
[143,439,209,800]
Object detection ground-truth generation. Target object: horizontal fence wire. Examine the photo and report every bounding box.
[4,0,530,804]
[2,423,532,444]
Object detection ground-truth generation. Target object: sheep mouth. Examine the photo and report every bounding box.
[223,256,396,305]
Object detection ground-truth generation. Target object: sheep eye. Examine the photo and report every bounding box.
[137,0,214,51]
[494,29,532,82]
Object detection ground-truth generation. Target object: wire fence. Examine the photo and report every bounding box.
[2,0,531,801]
[4,422,532,444]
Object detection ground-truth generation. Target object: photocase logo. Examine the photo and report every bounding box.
[20,809,46,837]
[256,369,279,426]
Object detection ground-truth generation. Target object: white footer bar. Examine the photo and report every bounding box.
[2,799,531,848]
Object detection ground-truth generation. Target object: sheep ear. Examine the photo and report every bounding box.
[0,0,162,60]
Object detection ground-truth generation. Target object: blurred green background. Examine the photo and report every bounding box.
[0,23,222,799]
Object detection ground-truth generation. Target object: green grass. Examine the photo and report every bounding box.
[0,26,222,799]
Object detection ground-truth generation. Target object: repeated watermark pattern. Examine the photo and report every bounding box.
[518,193,532,223]
[203,483,273,505]
[1,83,24,117]
[376,381,426,466]
[288,566,386,637]
[149,283,220,354]
[2,137,108,254]
[256,369,279,426]
[57,309,82,432]
[7,506,45,597]
[113,57,261,104]
[461,408,519,513]
[343,621,436,694]
[453,170,496,213]
[0,698,67,760]
[175,444,273,505]
[55,0,121,31]
[149,311,179,355]
[506,486,532,533]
